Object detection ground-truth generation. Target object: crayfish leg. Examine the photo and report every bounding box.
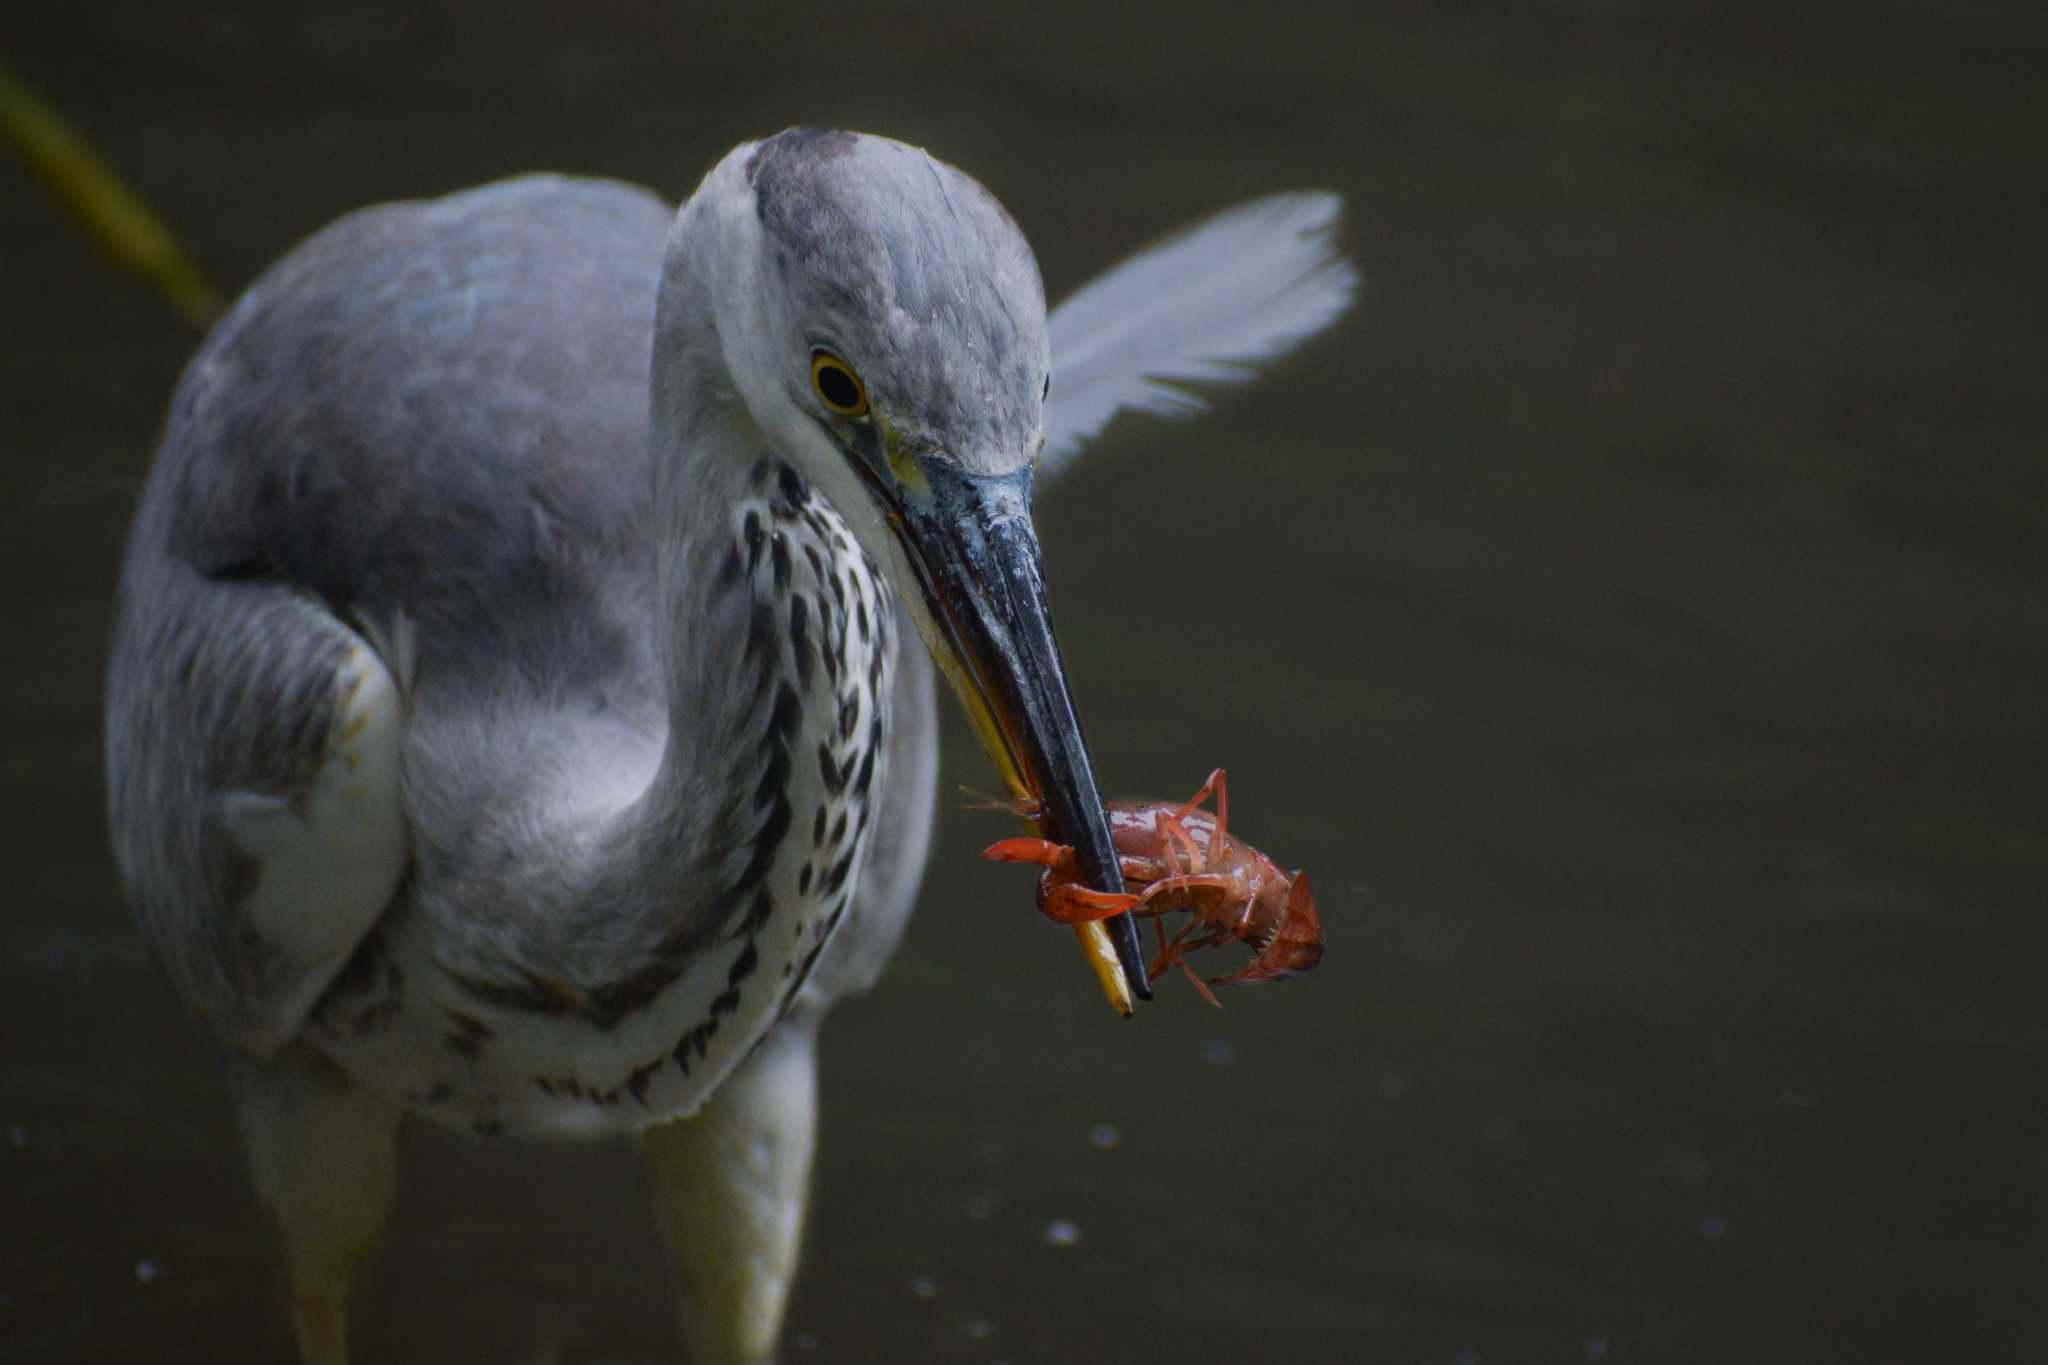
[1171,768,1229,839]
[1142,932,1221,1007]
[978,837,1070,869]
[1156,809,1206,875]
[1129,872,1239,920]
[1179,959,1223,1008]
[1040,884,1142,925]
[1146,912,1234,1002]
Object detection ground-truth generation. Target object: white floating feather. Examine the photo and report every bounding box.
[1041,192,1359,475]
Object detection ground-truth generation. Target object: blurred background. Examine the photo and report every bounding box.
[2,2,2042,1361]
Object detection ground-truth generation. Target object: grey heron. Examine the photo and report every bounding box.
[105,128,1354,1364]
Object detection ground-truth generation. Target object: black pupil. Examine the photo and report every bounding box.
[818,364,860,410]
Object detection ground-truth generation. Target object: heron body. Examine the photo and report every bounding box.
[106,129,1356,1362]
[313,455,902,1138]
[110,170,918,1144]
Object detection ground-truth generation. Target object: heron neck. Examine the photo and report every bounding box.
[612,268,771,885]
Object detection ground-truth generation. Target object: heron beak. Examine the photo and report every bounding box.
[880,462,1152,1013]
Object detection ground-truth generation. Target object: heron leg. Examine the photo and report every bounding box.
[232,1047,403,1365]
[641,1012,821,1365]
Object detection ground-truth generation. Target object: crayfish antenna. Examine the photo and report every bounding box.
[958,785,1043,819]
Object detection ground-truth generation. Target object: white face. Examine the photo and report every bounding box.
[710,219,894,578]
[696,134,1052,583]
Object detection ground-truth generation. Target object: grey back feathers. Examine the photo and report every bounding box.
[1043,192,1358,473]
[161,175,673,692]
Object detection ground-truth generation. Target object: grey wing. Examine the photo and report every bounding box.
[1042,192,1359,476]
[106,549,409,1058]
[104,175,675,1055]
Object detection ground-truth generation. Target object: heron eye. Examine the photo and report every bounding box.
[810,352,869,417]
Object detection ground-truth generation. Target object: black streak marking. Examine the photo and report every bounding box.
[710,988,742,1018]
[771,532,792,592]
[769,680,802,743]
[817,742,844,793]
[728,939,759,988]
[582,958,688,1032]
[733,885,774,941]
[447,966,581,1018]
[672,1018,720,1071]
[627,1059,662,1107]
[755,737,792,811]
[789,595,813,690]
[820,617,841,683]
[744,599,778,668]
[734,797,792,893]
[743,511,764,570]
[778,899,848,1019]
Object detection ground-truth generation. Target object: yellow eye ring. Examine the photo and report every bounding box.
[810,351,869,417]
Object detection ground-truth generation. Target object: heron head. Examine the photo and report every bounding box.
[738,129,1049,474]
[666,129,1144,1007]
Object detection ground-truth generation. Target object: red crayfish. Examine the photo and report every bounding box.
[980,769,1322,1006]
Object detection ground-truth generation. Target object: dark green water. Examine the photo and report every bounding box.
[4,4,2043,1361]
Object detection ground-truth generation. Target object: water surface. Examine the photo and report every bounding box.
[3,4,2042,1361]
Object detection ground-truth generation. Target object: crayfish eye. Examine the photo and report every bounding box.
[810,351,869,418]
